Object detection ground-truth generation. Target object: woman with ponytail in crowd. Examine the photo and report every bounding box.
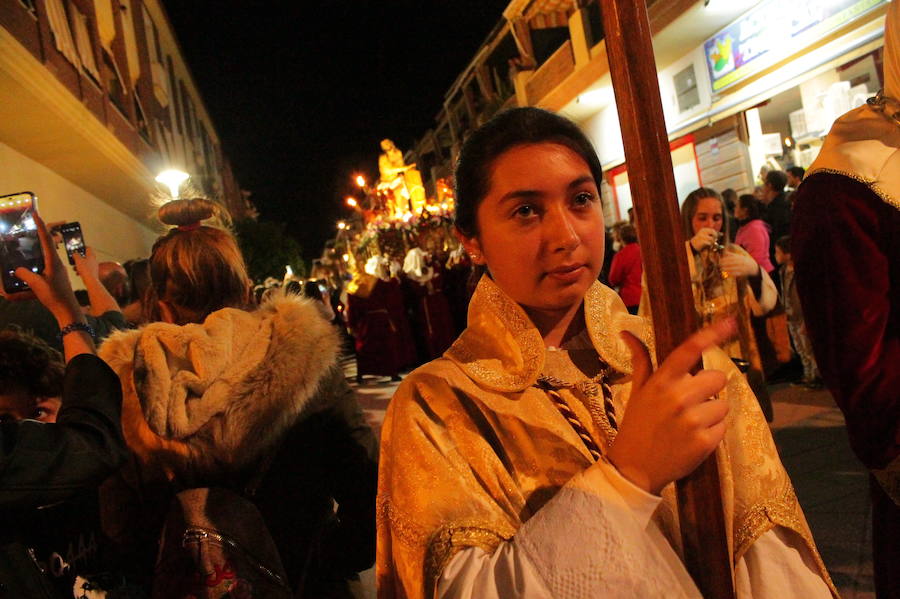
[98,198,378,597]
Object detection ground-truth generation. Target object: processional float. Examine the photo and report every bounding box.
[599,1,735,598]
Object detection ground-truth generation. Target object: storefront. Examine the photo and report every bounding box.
[565,0,891,217]
[672,0,890,192]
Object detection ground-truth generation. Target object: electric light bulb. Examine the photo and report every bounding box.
[155,169,190,199]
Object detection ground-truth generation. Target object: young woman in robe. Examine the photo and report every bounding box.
[376,107,836,598]
[672,188,778,420]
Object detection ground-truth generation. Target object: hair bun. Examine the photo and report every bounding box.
[158,198,218,227]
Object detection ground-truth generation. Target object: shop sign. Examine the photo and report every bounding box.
[704,0,887,93]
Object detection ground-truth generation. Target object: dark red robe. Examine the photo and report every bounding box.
[442,260,474,337]
[347,278,416,376]
[402,270,456,362]
[793,171,900,597]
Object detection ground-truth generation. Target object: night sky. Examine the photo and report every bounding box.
[162,1,508,259]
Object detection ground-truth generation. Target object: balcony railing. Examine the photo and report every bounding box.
[525,40,574,105]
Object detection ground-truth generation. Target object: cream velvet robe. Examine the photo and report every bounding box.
[376,276,835,598]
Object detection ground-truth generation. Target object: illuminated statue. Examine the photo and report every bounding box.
[377,139,426,218]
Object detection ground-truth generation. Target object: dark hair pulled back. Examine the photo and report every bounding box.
[454,107,604,239]
[738,194,764,221]
[145,198,252,323]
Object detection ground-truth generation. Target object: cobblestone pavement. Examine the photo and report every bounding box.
[345,356,874,598]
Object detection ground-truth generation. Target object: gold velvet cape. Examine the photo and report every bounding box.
[376,276,835,598]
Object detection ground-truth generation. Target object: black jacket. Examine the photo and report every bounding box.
[0,354,126,598]
[96,296,377,598]
[255,367,379,597]
[763,192,792,265]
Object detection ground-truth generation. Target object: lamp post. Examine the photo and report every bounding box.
[336,221,352,276]
[155,169,189,200]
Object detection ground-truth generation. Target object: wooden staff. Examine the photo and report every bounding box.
[597,1,735,597]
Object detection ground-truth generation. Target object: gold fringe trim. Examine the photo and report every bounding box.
[379,493,517,592]
[425,524,513,591]
[734,484,840,598]
[377,494,432,547]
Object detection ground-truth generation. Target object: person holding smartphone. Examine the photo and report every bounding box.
[0,211,128,597]
[0,225,128,352]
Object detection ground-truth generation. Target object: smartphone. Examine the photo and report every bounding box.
[0,192,43,294]
[59,222,86,265]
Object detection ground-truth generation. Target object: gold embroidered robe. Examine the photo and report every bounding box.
[376,275,835,598]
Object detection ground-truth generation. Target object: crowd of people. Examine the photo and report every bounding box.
[599,165,821,418]
[0,5,896,596]
[1,203,378,598]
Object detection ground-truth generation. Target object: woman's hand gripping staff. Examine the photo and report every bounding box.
[608,318,738,495]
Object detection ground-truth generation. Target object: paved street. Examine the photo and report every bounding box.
[770,383,874,598]
[347,356,874,597]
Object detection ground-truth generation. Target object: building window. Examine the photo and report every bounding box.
[486,33,518,102]
[69,6,101,84]
[18,0,37,16]
[166,56,182,134]
[134,88,150,142]
[181,84,195,139]
[141,5,163,64]
[584,2,604,47]
[45,0,81,68]
[142,7,169,106]
[530,26,569,66]
[101,48,128,115]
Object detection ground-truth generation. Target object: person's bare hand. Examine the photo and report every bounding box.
[73,247,99,281]
[45,221,65,245]
[719,251,760,278]
[607,319,736,495]
[1,213,81,324]
[689,227,719,252]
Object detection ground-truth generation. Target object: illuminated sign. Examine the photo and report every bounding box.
[704,0,887,93]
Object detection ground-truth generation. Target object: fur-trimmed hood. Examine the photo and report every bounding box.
[99,293,340,480]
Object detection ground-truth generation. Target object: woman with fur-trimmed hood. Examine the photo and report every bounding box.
[98,198,378,597]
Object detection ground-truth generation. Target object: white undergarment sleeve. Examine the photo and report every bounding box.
[436,458,702,599]
[437,459,833,599]
[438,541,554,599]
[734,526,832,598]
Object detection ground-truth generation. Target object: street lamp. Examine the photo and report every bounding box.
[337,221,347,230]
[155,169,189,199]
[345,197,358,208]
[355,175,366,188]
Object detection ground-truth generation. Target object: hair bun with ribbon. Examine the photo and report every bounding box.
[158,198,218,231]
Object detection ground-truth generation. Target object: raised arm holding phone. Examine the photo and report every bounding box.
[0,209,127,350]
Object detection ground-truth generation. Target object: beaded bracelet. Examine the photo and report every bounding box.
[58,322,96,341]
